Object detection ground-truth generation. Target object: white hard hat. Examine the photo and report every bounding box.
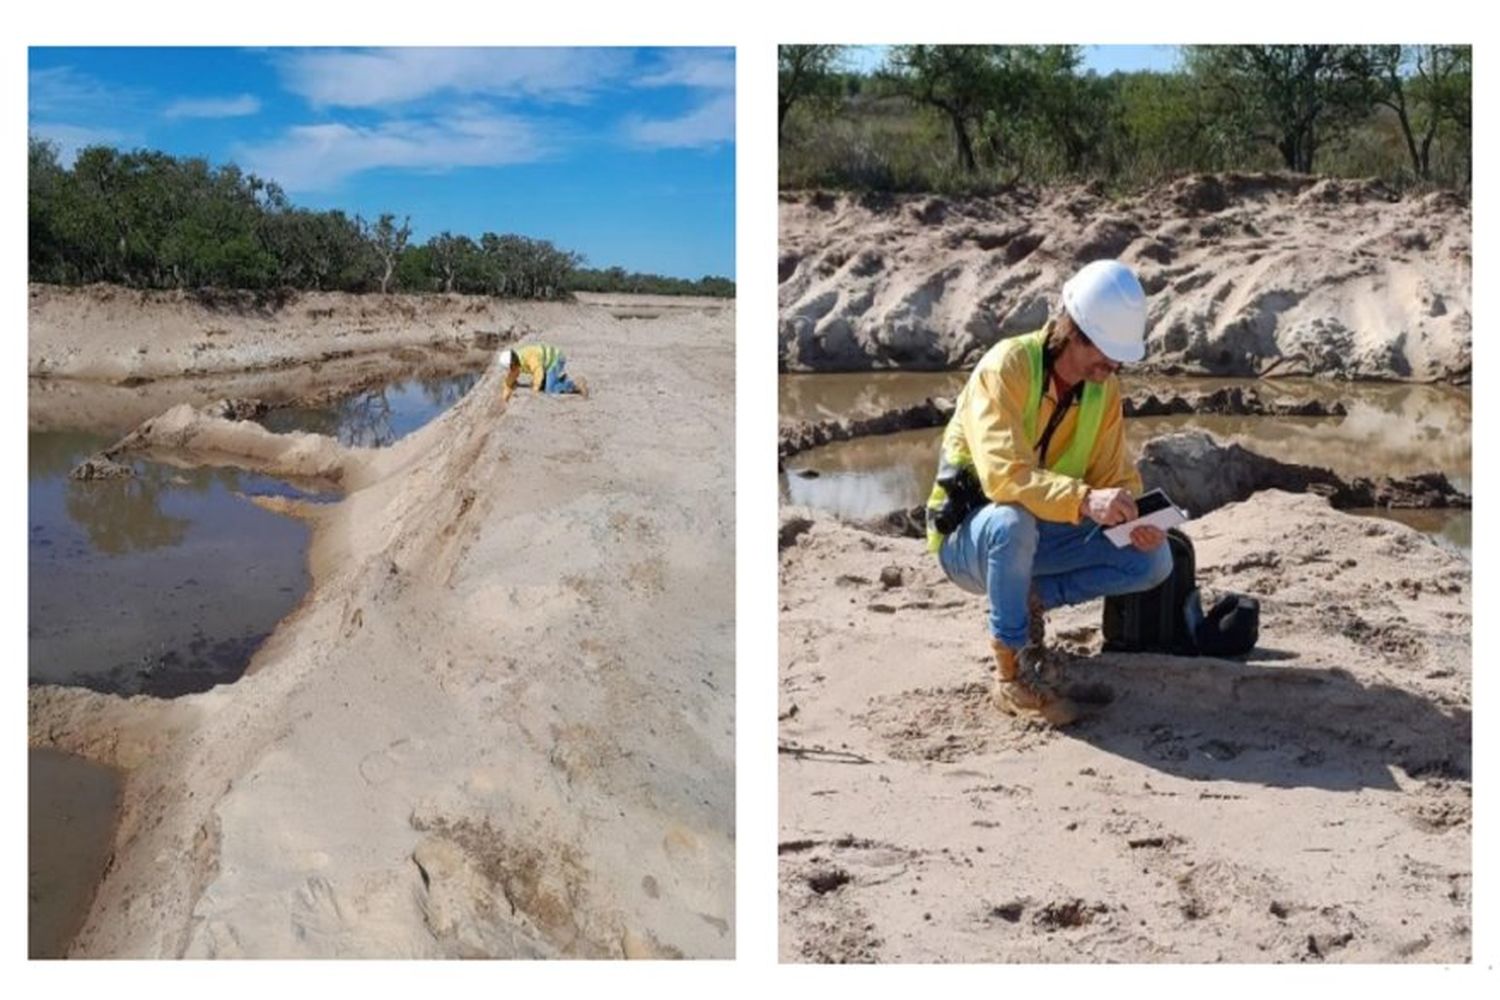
[1061,260,1148,364]
[498,349,515,368]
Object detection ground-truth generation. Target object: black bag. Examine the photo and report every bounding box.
[1191,593,1261,657]
[1102,528,1201,655]
[1102,527,1260,658]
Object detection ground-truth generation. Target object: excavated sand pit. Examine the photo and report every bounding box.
[28,289,735,958]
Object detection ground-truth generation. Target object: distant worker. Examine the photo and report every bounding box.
[925,260,1172,727]
[499,343,589,403]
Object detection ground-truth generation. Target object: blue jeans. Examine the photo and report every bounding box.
[543,358,577,394]
[939,502,1174,649]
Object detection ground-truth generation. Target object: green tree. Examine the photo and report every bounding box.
[993,46,1105,177]
[1186,45,1375,173]
[1366,44,1470,184]
[365,213,412,294]
[393,243,435,292]
[28,139,69,283]
[426,231,472,293]
[778,45,844,137]
[886,45,997,174]
[26,142,653,298]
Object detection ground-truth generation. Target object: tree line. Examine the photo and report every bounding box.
[28,141,734,298]
[569,266,736,298]
[779,45,1471,195]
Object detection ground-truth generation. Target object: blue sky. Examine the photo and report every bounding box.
[844,45,1182,75]
[28,47,735,280]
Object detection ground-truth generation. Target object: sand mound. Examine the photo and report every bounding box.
[778,174,1470,381]
[779,490,1469,962]
[30,300,736,958]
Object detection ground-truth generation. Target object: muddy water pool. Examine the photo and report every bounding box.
[29,368,487,696]
[29,430,316,696]
[28,749,122,959]
[256,370,484,446]
[780,374,1471,554]
[27,365,489,957]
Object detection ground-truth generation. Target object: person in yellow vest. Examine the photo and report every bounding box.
[925,260,1171,727]
[498,343,589,403]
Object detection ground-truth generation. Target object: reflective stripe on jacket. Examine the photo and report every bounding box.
[924,326,1141,552]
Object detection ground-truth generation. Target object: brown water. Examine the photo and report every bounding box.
[29,371,487,696]
[780,371,968,425]
[256,370,484,447]
[26,368,488,958]
[29,431,316,696]
[780,374,1471,554]
[29,749,122,959]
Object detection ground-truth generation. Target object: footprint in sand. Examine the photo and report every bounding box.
[357,737,413,786]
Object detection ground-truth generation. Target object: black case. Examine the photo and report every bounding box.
[1102,527,1199,655]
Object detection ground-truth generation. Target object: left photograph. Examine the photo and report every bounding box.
[28,46,735,959]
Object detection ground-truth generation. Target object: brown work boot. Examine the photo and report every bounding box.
[990,639,1079,727]
[574,376,589,399]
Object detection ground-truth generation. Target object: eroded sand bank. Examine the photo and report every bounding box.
[779,174,1470,381]
[29,293,736,958]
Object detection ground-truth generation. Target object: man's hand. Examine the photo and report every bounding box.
[1082,487,1138,526]
[1129,524,1166,552]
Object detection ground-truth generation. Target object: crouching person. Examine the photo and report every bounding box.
[926,260,1173,727]
[500,343,589,403]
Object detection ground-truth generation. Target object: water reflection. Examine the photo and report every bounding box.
[63,465,193,555]
[780,374,1471,553]
[29,432,311,696]
[259,372,483,448]
[780,371,967,426]
[782,428,941,520]
[28,369,484,696]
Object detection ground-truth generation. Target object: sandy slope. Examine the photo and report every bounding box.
[779,174,1470,381]
[778,491,1469,963]
[29,300,735,958]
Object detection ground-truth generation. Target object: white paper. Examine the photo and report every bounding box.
[1103,504,1189,547]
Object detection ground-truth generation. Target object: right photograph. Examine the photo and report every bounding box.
[777,45,1471,963]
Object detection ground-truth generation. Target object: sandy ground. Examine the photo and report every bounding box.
[29,294,736,958]
[778,491,1470,963]
[778,174,1470,381]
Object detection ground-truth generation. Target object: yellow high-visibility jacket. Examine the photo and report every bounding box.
[503,343,562,401]
[931,325,1141,531]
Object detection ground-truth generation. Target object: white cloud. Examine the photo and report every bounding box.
[28,65,123,117]
[235,112,555,191]
[275,48,633,109]
[634,49,735,91]
[164,94,262,119]
[28,122,129,166]
[622,92,735,150]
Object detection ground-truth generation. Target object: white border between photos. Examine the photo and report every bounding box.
[5,0,1495,995]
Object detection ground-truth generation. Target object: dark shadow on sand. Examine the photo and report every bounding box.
[1057,652,1470,793]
